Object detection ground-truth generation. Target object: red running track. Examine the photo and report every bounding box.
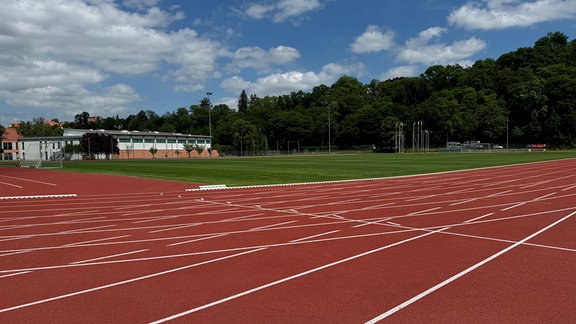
[0,159,575,323]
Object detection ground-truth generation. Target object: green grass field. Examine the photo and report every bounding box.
[47,152,575,186]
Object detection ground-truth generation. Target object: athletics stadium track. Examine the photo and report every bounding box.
[0,159,575,323]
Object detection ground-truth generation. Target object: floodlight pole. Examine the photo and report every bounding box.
[506,109,510,149]
[328,102,331,154]
[206,92,213,157]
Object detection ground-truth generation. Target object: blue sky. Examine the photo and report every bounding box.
[1,0,576,126]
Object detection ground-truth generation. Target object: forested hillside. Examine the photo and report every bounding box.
[53,32,576,151]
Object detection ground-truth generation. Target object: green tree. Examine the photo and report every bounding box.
[238,90,248,113]
[182,143,194,158]
[194,144,204,156]
[149,147,158,158]
[80,133,119,159]
[16,117,63,137]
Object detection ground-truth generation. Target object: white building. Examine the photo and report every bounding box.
[18,129,214,164]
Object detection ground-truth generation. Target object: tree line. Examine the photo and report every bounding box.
[14,32,576,152]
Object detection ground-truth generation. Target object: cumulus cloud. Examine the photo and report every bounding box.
[228,46,300,72]
[448,0,576,30]
[0,0,221,121]
[245,3,276,19]
[350,25,396,53]
[243,0,325,23]
[122,0,161,11]
[349,25,485,74]
[380,66,420,81]
[221,63,365,97]
[396,27,487,66]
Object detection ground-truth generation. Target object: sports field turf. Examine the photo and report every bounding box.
[54,152,575,186]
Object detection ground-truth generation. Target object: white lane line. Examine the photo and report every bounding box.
[450,198,477,206]
[0,181,23,189]
[148,223,201,234]
[63,235,131,247]
[249,221,298,231]
[70,249,149,264]
[167,234,229,247]
[533,192,557,201]
[56,217,106,224]
[132,216,181,224]
[501,192,557,211]
[364,210,576,323]
[487,190,512,197]
[352,218,393,228]
[0,194,77,200]
[0,248,266,314]
[168,221,298,247]
[149,229,446,324]
[501,202,526,211]
[0,175,58,186]
[562,184,576,192]
[407,207,442,216]
[406,195,437,202]
[0,271,32,279]
[289,230,341,243]
[0,250,31,257]
[463,213,494,223]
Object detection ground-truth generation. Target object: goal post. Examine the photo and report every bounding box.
[19,139,64,169]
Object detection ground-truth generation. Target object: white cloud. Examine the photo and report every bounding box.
[245,3,275,19]
[122,0,161,11]
[350,25,396,53]
[228,46,300,72]
[380,66,420,81]
[0,0,222,121]
[448,0,576,30]
[221,63,365,97]
[396,27,487,65]
[243,0,324,23]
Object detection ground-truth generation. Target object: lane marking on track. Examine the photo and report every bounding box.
[534,192,557,201]
[352,218,393,228]
[0,194,77,200]
[450,198,478,206]
[0,271,32,279]
[289,230,341,243]
[167,220,298,247]
[407,207,442,216]
[59,225,118,235]
[248,220,298,231]
[0,175,58,186]
[168,234,229,246]
[70,249,149,264]
[132,216,181,224]
[0,181,23,189]
[0,250,31,257]
[148,223,201,234]
[487,190,513,197]
[405,195,437,202]
[55,217,107,224]
[149,229,447,324]
[562,184,576,192]
[2,206,574,273]
[0,248,266,314]
[501,192,557,211]
[501,202,526,211]
[63,235,131,247]
[364,210,576,323]
[463,213,494,223]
